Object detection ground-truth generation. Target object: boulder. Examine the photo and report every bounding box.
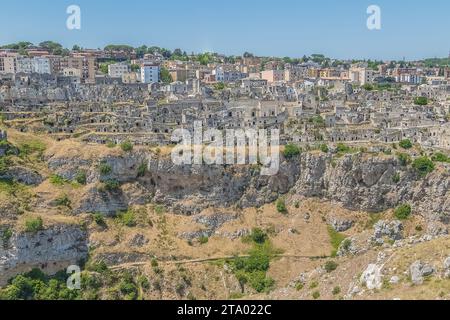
[389,276,400,284]
[372,220,403,244]
[328,215,354,232]
[409,260,434,285]
[360,264,382,290]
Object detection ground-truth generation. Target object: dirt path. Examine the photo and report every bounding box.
[109,254,330,271]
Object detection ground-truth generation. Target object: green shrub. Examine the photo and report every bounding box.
[332,286,341,295]
[412,157,435,176]
[214,82,226,90]
[324,261,338,273]
[87,261,109,273]
[276,198,287,214]
[336,143,351,153]
[283,144,301,158]
[103,179,120,192]
[1,227,13,248]
[25,217,43,233]
[118,273,138,300]
[394,204,412,220]
[98,162,112,175]
[397,153,411,166]
[54,194,71,208]
[246,271,274,293]
[81,273,102,293]
[92,213,106,226]
[0,268,80,300]
[106,140,116,148]
[319,144,329,153]
[234,253,270,273]
[0,284,21,300]
[312,115,325,126]
[399,139,413,149]
[392,172,400,183]
[229,240,277,293]
[49,174,69,186]
[117,210,136,227]
[431,152,449,163]
[120,140,133,152]
[137,163,147,177]
[249,228,268,244]
[414,96,428,105]
[74,170,87,185]
[312,290,321,299]
[199,236,209,244]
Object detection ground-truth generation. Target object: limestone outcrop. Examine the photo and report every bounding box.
[0,225,88,285]
[46,151,450,222]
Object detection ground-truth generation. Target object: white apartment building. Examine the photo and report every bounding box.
[15,57,52,74]
[17,57,34,73]
[140,63,159,84]
[108,63,129,78]
[33,57,51,74]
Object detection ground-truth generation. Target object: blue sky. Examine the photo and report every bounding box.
[1,0,449,60]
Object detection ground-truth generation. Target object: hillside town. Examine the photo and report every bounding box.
[1,42,449,151]
[1,41,450,302]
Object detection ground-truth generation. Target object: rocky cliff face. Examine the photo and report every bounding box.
[0,225,88,285]
[1,146,449,290]
[294,153,450,222]
[47,150,450,222]
[48,150,301,215]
